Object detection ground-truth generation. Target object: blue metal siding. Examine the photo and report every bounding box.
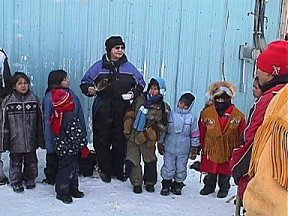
[0,0,283,123]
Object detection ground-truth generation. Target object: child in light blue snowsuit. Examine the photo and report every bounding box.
[159,92,200,196]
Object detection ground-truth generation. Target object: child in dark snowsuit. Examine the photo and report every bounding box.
[0,48,12,185]
[43,70,87,204]
[124,77,170,194]
[0,72,44,192]
[159,92,200,196]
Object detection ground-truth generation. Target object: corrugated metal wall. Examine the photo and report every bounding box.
[0,0,283,124]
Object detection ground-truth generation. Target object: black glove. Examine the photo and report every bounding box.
[157,142,165,155]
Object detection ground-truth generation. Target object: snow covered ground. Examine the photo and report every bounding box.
[0,149,237,216]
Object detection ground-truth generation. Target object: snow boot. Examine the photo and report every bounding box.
[56,194,73,204]
[217,189,228,198]
[12,184,24,193]
[133,185,142,194]
[200,185,215,195]
[145,184,155,193]
[70,189,84,198]
[0,176,9,185]
[25,180,36,189]
[171,181,184,195]
[99,172,111,183]
[160,179,172,196]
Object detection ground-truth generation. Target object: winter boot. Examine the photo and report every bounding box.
[56,194,73,204]
[217,174,230,198]
[99,172,111,183]
[160,179,172,196]
[133,185,142,194]
[0,176,9,185]
[171,181,184,195]
[25,180,36,189]
[12,184,24,193]
[200,173,216,195]
[217,189,228,198]
[200,185,215,195]
[70,189,84,198]
[145,184,155,193]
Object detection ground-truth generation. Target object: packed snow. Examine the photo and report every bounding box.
[0,149,237,216]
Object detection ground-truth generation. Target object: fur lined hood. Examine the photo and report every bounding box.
[207,81,236,100]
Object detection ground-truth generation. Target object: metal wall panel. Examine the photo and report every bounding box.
[0,0,283,127]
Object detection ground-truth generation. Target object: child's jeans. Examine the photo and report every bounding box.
[9,151,38,186]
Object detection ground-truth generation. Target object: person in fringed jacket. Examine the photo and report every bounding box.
[230,40,288,216]
[43,70,88,204]
[124,77,170,194]
[199,81,246,198]
[0,72,44,192]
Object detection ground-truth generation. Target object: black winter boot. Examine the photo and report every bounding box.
[160,179,172,196]
[133,185,142,194]
[200,173,216,195]
[70,189,84,198]
[145,184,155,193]
[171,181,184,195]
[99,172,111,183]
[56,194,73,204]
[12,184,24,193]
[217,174,230,198]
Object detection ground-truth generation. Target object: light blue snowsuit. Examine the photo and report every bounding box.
[160,99,200,182]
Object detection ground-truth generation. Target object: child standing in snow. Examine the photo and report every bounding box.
[199,81,246,198]
[124,77,170,194]
[43,69,88,204]
[158,92,200,196]
[0,72,44,192]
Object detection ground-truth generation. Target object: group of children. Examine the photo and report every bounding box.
[0,49,246,204]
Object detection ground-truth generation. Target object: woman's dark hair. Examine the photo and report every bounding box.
[12,72,30,87]
[45,69,67,93]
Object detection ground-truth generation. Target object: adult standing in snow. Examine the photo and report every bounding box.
[80,36,145,183]
[230,40,288,216]
[0,48,12,185]
[199,81,246,198]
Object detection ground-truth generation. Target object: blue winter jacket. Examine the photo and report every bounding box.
[43,89,87,154]
[80,58,145,100]
[162,100,200,155]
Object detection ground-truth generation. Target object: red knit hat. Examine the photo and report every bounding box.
[257,40,288,76]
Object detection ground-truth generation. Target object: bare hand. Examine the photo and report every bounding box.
[88,87,97,95]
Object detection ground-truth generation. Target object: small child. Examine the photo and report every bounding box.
[43,69,88,204]
[199,81,246,198]
[158,92,200,196]
[0,72,44,192]
[124,77,170,194]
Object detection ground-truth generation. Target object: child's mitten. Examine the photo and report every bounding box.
[81,146,90,158]
[190,147,198,160]
[123,110,135,135]
[157,142,165,155]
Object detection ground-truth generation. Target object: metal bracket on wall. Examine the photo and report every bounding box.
[239,43,260,92]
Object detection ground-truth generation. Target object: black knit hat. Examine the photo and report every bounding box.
[179,93,195,107]
[47,69,67,90]
[105,36,125,52]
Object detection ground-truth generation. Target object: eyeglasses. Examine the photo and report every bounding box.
[114,45,125,50]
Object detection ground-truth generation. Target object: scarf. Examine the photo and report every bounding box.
[50,89,75,135]
[133,94,163,131]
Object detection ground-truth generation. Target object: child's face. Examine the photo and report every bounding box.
[178,101,189,109]
[15,78,29,94]
[60,76,70,88]
[149,85,160,97]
